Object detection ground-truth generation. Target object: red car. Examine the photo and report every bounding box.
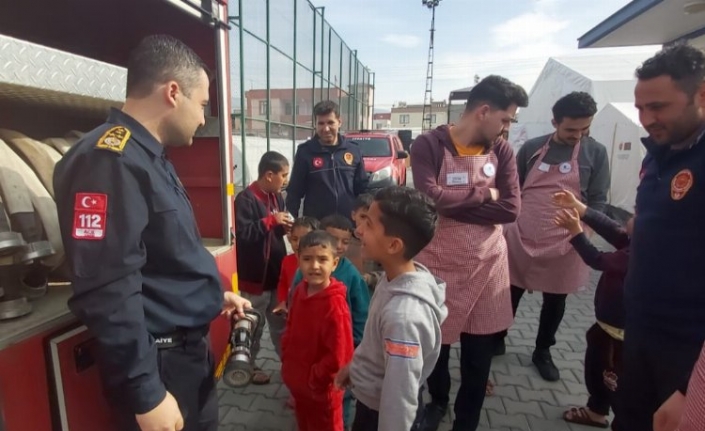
[346,131,408,189]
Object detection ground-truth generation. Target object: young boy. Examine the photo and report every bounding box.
[235,150,292,385]
[274,216,320,313]
[552,189,631,429]
[281,230,354,431]
[335,186,447,431]
[291,214,371,428]
[349,194,384,292]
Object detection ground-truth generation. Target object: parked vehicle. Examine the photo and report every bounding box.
[346,131,408,189]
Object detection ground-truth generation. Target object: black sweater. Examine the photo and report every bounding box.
[235,183,287,294]
[569,208,629,331]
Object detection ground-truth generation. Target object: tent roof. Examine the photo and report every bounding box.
[549,51,652,82]
[606,102,642,125]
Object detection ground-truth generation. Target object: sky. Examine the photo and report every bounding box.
[310,0,660,111]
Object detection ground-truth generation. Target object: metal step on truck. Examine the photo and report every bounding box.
[0,1,239,429]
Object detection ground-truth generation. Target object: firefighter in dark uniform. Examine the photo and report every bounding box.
[53,35,251,431]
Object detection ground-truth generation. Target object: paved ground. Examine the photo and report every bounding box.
[217,265,606,431]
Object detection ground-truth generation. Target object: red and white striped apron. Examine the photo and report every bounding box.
[678,343,705,431]
[416,147,513,344]
[504,137,589,294]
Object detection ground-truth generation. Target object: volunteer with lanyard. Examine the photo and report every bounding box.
[500,92,610,382]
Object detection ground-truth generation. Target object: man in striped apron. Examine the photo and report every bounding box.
[411,75,528,431]
[502,92,611,382]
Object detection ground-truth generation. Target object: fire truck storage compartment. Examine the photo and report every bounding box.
[0,1,234,430]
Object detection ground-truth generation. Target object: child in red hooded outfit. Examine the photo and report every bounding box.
[281,230,354,431]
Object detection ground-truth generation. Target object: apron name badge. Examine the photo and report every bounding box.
[483,163,496,177]
[559,162,572,174]
[446,172,469,185]
[538,162,550,172]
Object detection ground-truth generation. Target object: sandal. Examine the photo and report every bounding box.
[250,367,271,385]
[486,379,495,397]
[563,407,609,428]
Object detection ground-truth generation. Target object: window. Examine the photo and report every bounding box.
[425,114,437,124]
[399,114,410,124]
[259,101,268,116]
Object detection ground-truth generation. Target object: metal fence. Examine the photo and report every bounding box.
[229,0,374,187]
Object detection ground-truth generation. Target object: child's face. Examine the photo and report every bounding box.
[351,208,368,228]
[288,226,312,253]
[325,227,352,257]
[356,201,399,262]
[299,245,339,287]
[263,167,290,193]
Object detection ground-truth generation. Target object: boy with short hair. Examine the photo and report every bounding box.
[349,194,384,292]
[335,186,447,431]
[235,150,292,384]
[291,214,371,429]
[281,230,354,431]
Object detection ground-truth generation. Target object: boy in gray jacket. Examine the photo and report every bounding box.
[335,186,447,431]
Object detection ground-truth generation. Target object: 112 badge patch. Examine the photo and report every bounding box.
[73,193,108,240]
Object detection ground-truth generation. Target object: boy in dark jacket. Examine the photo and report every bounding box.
[285,100,369,221]
[235,151,292,385]
[552,189,631,429]
[282,230,354,431]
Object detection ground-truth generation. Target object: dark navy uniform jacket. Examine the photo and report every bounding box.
[53,108,223,414]
[285,134,368,220]
[625,127,705,344]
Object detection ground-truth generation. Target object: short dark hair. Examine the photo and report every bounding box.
[320,214,353,233]
[257,151,289,178]
[353,194,374,212]
[126,35,209,98]
[373,186,437,260]
[465,75,529,112]
[313,100,340,118]
[636,43,705,98]
[551,92,597,123]
[292,216,320,231]
[298,230,337,255]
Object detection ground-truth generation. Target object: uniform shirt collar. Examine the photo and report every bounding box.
[107,108,165,157]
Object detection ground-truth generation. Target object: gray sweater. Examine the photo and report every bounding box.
[516,134,610,211]
[349,263,447,431]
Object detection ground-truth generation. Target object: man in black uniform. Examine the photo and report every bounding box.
[54,35,251,431]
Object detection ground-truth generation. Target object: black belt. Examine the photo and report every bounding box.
[153,325,209,349]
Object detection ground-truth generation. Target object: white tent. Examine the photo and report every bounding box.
[508,50,655,152]
[589,102,647,213]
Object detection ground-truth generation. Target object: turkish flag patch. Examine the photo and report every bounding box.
[312,157,323,168]
[72,193,108,240]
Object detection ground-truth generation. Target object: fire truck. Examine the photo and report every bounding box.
[0,1,238,429]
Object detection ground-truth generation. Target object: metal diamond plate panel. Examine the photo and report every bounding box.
[0,34,126,111]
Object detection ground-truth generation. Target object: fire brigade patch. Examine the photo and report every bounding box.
[343,152,354,165]
[385,338,420,359]
[313,157,324,168]
[72,193,108,240]
[671,169,693,201]
[95,126,130,154]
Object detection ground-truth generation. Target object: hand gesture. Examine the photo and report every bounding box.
[272,301,288,316]
[552,189,587,217]
[334,364,351,390]
[653,391,686,431]
[221,291,252,319]
[554,208,583,236]
[273,212,294,228]
[136,391,184,431]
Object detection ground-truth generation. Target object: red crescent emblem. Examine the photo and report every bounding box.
[313,157,323,168]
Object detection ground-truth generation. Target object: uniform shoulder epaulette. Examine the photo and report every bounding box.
[95,126,131,154]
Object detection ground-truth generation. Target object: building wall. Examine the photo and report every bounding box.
[390,104,447,129]
[229,0,374,187]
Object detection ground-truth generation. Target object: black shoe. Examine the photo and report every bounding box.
[493,338,506,356]
[532,348,560,381]
[412,402,447,431]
